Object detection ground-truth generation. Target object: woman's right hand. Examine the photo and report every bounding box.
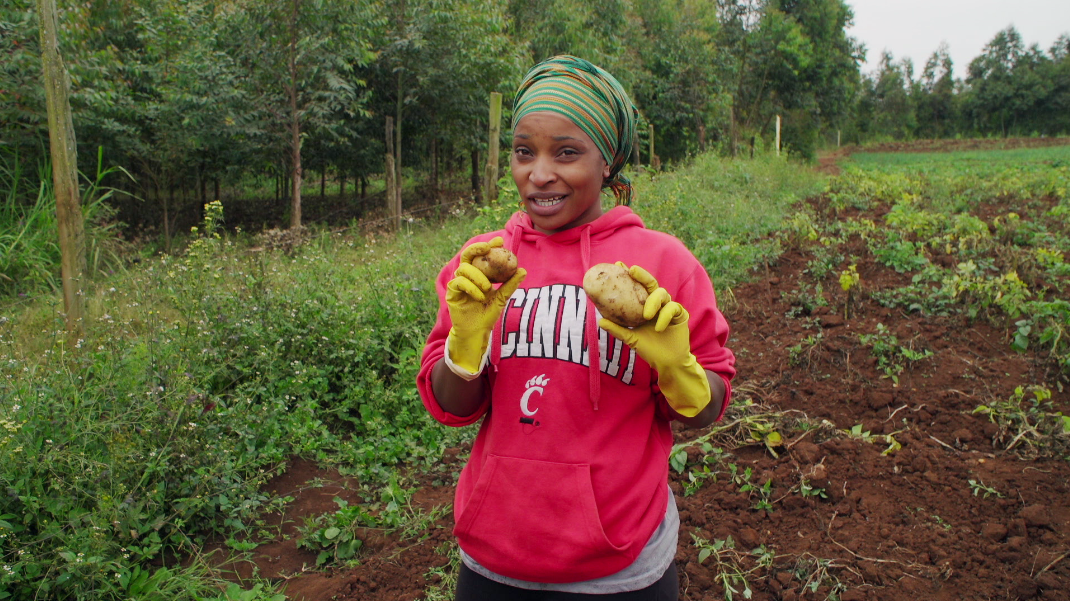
[445,237,526,377]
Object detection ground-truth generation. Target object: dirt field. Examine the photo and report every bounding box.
[206,149,1070,601]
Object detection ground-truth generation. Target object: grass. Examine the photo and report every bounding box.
[0,149,824,598]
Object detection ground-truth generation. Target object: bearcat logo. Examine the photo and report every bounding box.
[499,284,637,385]
[519,374,548,425]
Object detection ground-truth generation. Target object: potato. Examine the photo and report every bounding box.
[583,263,649,327]
[472,247,518,283]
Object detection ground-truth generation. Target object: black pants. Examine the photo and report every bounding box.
[455,562,679,601]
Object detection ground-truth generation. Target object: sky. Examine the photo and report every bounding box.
[846,0,1070,78]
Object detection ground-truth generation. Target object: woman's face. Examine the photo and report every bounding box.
[511,111,611,235]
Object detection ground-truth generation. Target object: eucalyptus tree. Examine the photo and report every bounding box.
[367,0,523,209]
[965,26,1027,136]
[1,1,47,165]
[630,0,730,161]
[716,0,860,157]
[915,43,956,139]
[507,0,632,82]
[223,0,375,229]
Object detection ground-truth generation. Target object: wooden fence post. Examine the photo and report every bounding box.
[775,115,781,157]
[484,92,502,204]
[648,124,656,171]
[38,0,85,344]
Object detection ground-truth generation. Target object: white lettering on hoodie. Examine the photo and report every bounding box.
[499,284,636,385]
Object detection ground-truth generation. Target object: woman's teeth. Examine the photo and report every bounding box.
[533,196,564,207]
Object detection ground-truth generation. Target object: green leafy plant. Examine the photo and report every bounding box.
[799,479,828,500]
[681,443,726,497]
[968,479,1003,499]
[973,385,1070,456]
[838,264,860,318]
[858,323,933,386]
[844,424,902,456]
[788,332,825,367]
[691,534,754,601]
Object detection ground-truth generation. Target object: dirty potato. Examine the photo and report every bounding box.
[472,247,518,283]
[583,263,649,327]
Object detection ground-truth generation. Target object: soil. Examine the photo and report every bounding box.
[206,147,1070,601]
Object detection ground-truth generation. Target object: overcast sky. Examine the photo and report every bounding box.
[846,0,1070,78]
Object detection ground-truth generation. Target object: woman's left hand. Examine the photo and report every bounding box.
[596,264,711,417]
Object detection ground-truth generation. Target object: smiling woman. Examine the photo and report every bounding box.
[511,112,611,234]
[418,55,736,601]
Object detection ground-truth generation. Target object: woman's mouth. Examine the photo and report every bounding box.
[531,195,566,207]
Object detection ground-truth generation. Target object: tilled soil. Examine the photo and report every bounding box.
[209,165,1070,601]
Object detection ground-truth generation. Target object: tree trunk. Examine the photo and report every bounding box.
[198,166,207,209]
[484,91,502,204]
[213,178,220,203]
[360,176,367,200]
[164,183,173,253]
[287,0,303,229]
[339,171,346,200]
[37,0,85,343]
[431,137,439,203]
[386,116,397,229]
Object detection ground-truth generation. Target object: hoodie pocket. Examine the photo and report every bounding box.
[454,454,627,580]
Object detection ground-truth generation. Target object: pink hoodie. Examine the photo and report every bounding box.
[417,206,735,583]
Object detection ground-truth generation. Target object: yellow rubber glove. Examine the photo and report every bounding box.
[597,264,710,417]
[445,237,526,378]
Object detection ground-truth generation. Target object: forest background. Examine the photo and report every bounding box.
[3,0,1070,265]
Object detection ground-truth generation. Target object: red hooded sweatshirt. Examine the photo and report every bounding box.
[417,206,735,583]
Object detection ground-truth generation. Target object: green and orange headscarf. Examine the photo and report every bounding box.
[512,55,639,206]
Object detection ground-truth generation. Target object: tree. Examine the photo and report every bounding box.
[871,51,917,140]
[965,26,1026,135]
[37,0,86,341]
[631,0,730,160]
[915,43,956,138]
[717,0,861,157]
[225,0,373,228]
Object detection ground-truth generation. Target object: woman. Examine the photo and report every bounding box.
[417,55,735,600]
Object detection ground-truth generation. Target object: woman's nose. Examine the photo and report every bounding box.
[529,157,557,186]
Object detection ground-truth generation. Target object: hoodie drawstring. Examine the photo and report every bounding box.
[490,224,524,370]
[491,216,602,412]
[580,225,600,410]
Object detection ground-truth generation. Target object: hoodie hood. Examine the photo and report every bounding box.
[491,206,646,410]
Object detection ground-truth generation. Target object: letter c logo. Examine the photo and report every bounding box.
[520,386,541,416]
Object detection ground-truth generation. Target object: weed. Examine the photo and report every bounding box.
[791,554,849,599]
[783,282,828,318]
[931,515,953,531]
[858,323,933,386]
[968,479,1003,499]
[973,385,1070,457]
[844,424,902,456]
[422,541,461,601]
[678,443,727,497]
[788,332,825,367]
[690,534,756,601]
[799,479,828,500]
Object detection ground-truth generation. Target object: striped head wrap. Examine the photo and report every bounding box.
[512,55,639,206]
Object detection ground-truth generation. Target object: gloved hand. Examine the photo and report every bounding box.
[597,264,710,417]
[445,237,526,378]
